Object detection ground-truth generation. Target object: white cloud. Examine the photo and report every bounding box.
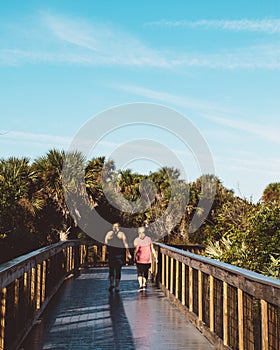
[3,130,71,145]
[207,114,280,144]
[114,84,280,146]
[146,19,280,34]
[115,84,223,113]
[1,14,280,70]
[42,13,171,68]
[216,154,280,174]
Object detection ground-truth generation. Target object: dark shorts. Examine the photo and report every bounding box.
[136,263,151,279]
[108,254,124,279]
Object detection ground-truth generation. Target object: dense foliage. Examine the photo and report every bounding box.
[0,149,279,279]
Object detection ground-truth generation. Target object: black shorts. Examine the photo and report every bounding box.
[136,263,151,279]
[108,255,124,279]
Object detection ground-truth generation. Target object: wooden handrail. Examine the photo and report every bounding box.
[0,240,107,350]
[152,242,280,350]
[1,240,279,350]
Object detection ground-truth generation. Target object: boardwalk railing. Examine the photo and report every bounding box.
[0,240,92,350]
[1,240,279,350]
[0,240,204,350]
[151,242,280,350]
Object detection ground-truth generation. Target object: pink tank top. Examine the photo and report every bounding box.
[135,236,152,264]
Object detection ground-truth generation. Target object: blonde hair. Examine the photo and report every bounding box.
[138,227,146,238]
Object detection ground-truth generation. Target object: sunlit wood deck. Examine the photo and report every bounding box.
[1,241,280,350]
[20,266,215,350]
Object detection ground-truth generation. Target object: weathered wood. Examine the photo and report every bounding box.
[1,240,279,350]
[0,287,6,350]
[170,257,174,294]
[261,300,268,350]
[41,261,46,304]
[101,245,107,262]
[198,270,203,321]
[36,264,41,310]
[182,264,186,306]
[189,267,193,313]
[161,253,165,287]
[166,255,169,290]
[238,288,244,350]
[209,275,214,332]
[154,242,280,350]
[175,260,179,299]
[157,243,280,306]
[161,282,232,350]
[223,282,228,346]
[0,241,92,350]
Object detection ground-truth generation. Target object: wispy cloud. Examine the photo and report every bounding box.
[1,130,128,154]
[114,84,280,146]
[207,115,280,144]
[115,84,223,114]
[42,13,171,68]
[1,13,280,70]
[2,130,71,145]
[146,19,280,34]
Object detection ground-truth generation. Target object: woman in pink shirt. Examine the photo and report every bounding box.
[134,226,157,291]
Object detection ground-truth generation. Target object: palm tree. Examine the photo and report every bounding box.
[0,157,44,262]
[32,149,86,241]
[262,182,280,203]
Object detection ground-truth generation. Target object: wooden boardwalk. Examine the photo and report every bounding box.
[20,266,215,350]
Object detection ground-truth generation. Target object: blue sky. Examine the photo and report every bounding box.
[1,0,280,202]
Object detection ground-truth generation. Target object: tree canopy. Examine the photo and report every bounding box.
[0,149,279,278]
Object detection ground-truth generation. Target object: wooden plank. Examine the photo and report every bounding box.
[41,261,46,304]
[182,264,186,306]
[31,267,36,306]
[175,260,179,299]
[0,288,6,350]
[170,258,174,294]
[223,281,228,346]
[198,270,203,321]
[209,275,214,332]
[101,245,107,262]
[261,299,269,350]
[161,253,165,287]
[166,255,169,290]
[156,243,280,306]
[189,267,193,312]
[238,288,244,350]
[36,264,41,310]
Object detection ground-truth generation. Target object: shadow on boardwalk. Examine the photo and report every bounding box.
[20,267,215,350]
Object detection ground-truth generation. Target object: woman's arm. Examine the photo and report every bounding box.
[122,232,132,259]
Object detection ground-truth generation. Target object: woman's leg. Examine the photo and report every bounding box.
[136,263,146,290]
[114,256,123,291]
[142,264,151,288]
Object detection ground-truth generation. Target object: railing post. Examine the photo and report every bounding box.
[161,252,165,287]
[238,288,244,350]
[166,255,169,290]
[198,270,203,321]
[223,281,229,346]
[31,267,36,313]
[41,261,46,305]
[170,257,174,294]
[151,242,280,350]
[102,245,107,263]
[189,267,193,313]
[175,260,179,299]
[0,288,6,350]
[36,264,41,310]
[155,249,158,282]
[181,264,185,306]
[209,275,214,332]
[261,300,269,350]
